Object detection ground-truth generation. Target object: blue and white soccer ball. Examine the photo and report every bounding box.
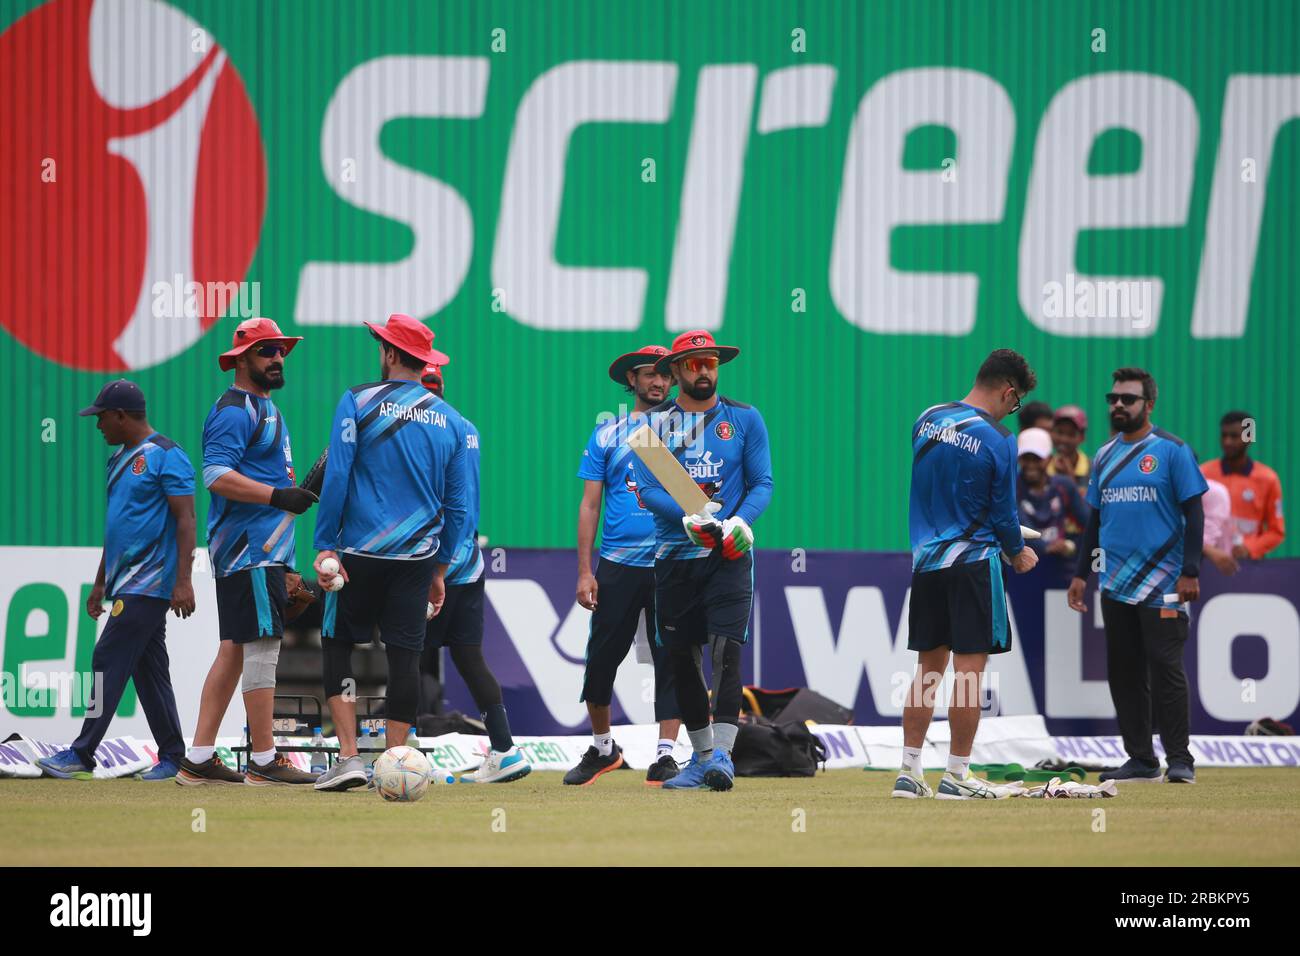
[373,746,432,802]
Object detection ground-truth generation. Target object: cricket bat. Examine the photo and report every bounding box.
[262,448,328,553]
[626,424,712,516]
[1020,526,1042,540]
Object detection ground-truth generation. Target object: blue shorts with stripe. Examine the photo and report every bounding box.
[907,554,1011,655]
[214,565,287,643]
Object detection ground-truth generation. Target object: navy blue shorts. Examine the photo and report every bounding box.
[215,565,286,643]
[322,552,437,651]
[653,551,754,648]
[908,555,1012,656]
[424,577,485,649]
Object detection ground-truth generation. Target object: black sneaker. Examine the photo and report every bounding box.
[176,755,245,787]
[1165,762,1196,784]
[1098,758,1162,783]
[644,753,679,787]
[562,743,624,786]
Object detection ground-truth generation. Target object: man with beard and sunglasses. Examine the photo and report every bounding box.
[178,318,319,786]
[630,331,773,792]
[565,346,682,787]
[310,314,470,792]
[1067,367,1207,785]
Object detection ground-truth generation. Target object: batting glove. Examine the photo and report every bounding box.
[683,505,723,549]
[720,516,753,559]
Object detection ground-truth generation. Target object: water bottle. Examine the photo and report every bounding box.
[406,725,419,751]
[310,726,327,775]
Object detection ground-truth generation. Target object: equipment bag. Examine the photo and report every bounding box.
[733,716,827,777]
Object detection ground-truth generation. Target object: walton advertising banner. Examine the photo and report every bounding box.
[3,546,1297,741]
[1,0,1297,563]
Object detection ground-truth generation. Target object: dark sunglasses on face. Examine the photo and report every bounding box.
[1005,382,1023,414]
[256,344,288,359]
[1105,392,1143,407]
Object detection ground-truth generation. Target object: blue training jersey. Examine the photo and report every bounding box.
[578,413,658,568]
[203,388,297,577]
[909,401,1024,572]
[314,380,468,561]
[1087,426,1208,608]
[632,396,774,561]
[446,419,484,585]
[103,433,194,600]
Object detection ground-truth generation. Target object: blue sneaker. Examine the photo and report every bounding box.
[1165,762,1196,784]
[37,749,94,780]
[661,753,709,790]
[136,758,180,781]
[1099,758,1162,783]
[703,750,735,791]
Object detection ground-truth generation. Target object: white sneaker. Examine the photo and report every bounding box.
[891,769,934,799]
[936,770,1003,800]
[462,746,531,784]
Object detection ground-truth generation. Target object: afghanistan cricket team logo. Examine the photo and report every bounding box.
[1139,454,1159,474]
[715,421,734,441]
[0,0,266,372]
[131,455,147,475]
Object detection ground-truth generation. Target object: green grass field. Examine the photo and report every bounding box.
[3,769,1297,866]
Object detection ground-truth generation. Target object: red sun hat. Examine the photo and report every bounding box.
[653,330,740,373]
[218,317,303,371]
[608,344,670,385]
[364,313,450,367]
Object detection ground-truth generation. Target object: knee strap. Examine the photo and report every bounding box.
[242,637,281,693]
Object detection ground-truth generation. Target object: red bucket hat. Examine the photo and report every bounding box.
[364,313,450,367]
[218,317,302,371]
[653,330,740,373]
[608,345,670,385]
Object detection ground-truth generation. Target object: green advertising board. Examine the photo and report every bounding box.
[2,0,1296,559]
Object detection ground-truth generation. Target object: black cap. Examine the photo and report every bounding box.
[79,380,146,416]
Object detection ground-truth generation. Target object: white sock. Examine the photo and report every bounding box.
[901,746,923,776]
[252,748,275,766]
[657,739,675,758]
[187,745,215,764]
[593,732,613,757]
[947,753,970,778]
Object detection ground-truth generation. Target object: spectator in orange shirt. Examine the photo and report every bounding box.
[1200,411,1286,559]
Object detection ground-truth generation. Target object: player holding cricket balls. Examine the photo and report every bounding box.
[894,349,1039,800]
[565,345,683,787]
[630,331,773,792]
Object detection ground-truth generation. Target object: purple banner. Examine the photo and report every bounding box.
[439,550,1300,737]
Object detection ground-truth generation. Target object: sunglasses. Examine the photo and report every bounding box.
[1006,381,1023,414]
[255,344,288,359]
[680,355,719,373]
[1105,392,1144,407]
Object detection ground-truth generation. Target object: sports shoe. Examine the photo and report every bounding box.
[462,746,531,783]
[244,754,316,786]
[136,758,180,781]
[1098,758,1163,783]
[314,754,369,791]
[936,770,1002,799]
[37,749,94,780]
[176,755,245,786]
[703,750,735,791]
[645,754,679,786]
[1165,762,1196,784]
[563,743,624,786]
[662,752,709,790]
[891,769,933,799]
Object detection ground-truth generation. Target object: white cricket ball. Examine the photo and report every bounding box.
[426,602,436,620]
[319,557,344,591]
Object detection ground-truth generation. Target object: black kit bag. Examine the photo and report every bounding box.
[733,715,827,777]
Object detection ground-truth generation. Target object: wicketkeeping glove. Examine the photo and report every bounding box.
[720,516,753,559]
[682,501,723,549]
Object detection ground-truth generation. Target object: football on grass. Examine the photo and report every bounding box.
[373,746,432,802]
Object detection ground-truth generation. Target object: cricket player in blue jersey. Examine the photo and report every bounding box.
[417,363,531,784]
[39,381,194,781]
[311,314,472,791]
[631,330,773,792]
[894,350,1039,800]
[178,318,319,787]
[1068,367,1207,784]
[565,345,682,787]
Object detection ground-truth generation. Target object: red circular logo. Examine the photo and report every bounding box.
[715,421,734,441]
[1139,454,1158,474]
[0,0,266,371]
[691,335,707,346]
[131,454,147,475]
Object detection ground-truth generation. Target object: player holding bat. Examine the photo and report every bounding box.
[629,331,772,792]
